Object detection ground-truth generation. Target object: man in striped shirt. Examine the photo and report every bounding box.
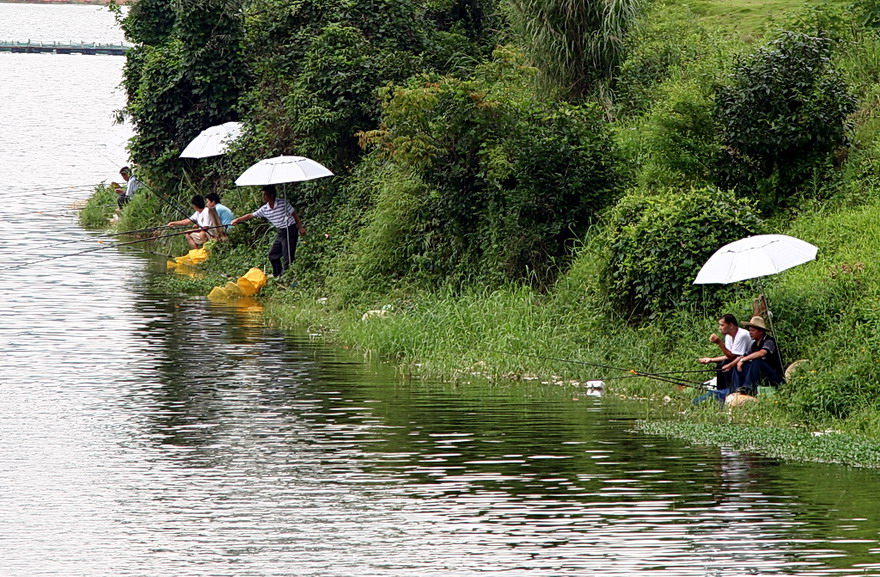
[231,185,306,278]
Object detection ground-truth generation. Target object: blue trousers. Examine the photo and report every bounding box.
[732,359,782,396]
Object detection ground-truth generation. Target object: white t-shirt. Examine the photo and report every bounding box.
[190,209,213,230]
[725,327,752,356]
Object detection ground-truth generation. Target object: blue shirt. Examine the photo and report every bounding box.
[214,203,234,228]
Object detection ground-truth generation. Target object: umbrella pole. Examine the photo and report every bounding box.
[756,282,785,369]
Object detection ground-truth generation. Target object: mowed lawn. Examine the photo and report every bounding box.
[685,0,850,38]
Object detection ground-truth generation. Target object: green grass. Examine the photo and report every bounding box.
[638,420,880,467]
[684,0,849,40]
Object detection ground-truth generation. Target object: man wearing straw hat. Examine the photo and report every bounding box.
[731,315,784,396]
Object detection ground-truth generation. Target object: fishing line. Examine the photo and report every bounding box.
[10,184,104,194]
[0,226,227,272]
[480,348,710,389]
[18,225,174,254]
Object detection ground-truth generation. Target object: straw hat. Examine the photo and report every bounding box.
[743,316,769,332]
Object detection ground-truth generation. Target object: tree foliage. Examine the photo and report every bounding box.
[601,186,764,322]
[345,49,621,291]
[121,0,249,191]
[714,31,856,210]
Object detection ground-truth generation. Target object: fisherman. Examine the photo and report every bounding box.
[167,194,214,250]
[230,185,306,279]
[205,193,234,230]
[731,315,784,396]
[698,313,752,391]
[115,166,141,208]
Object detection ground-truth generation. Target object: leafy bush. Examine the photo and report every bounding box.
[120,0,247,194]
[600,186,764,321]
[714,31,857,211]
[354,49,621,289]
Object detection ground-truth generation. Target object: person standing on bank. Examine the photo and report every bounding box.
[731,316,785,396]
[230,185,306,278]
[698,313,752,391]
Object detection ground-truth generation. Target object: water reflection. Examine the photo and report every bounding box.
[85,301,880,577]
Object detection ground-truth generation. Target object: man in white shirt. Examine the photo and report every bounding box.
[167,195,214,249]
[698,313,752,392]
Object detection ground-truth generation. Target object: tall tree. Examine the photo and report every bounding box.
[507,0,644,100]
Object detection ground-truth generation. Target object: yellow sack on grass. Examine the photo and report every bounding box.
[207,281,244,302]
[174,247,209,266]
[236,267,267,296]
[208,268,268,301]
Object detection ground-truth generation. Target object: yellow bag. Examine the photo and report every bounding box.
[236,267,267,296]
[174,248,209,266]
[208,268,268,301]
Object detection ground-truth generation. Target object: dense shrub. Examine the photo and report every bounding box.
[352,50,621,289]
[121,0,248,192]
[117,0,174,46]
[714,31,857,211]
[601,186,764,321]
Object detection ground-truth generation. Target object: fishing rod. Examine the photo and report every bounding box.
[140,180,201,225]
[481,348,711,389]
[623,370,707,390]
[18,225,175,255]
[0,226,227,272]
[484,348,711,379]
[95,149,202,228]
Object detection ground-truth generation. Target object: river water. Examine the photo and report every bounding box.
[1,4,880,577]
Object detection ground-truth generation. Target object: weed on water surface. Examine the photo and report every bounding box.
[638,419,880,468]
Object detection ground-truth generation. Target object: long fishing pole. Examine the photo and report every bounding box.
[95,148,202,228]
[483,348,711,379]
[625,370,707,389]
[481,348,710,389]
[19,225,175,255]
[0,226,227,272]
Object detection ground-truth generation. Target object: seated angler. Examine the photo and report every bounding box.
[205,193,234,230]
[731,315,785,396]
[698,313,752,393]
[167,195,214,250]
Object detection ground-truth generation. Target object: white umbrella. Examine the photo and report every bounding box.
[180,121,243,159]
[694,234,817,371]
[693,234,818,285]
[235,155,333,186]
